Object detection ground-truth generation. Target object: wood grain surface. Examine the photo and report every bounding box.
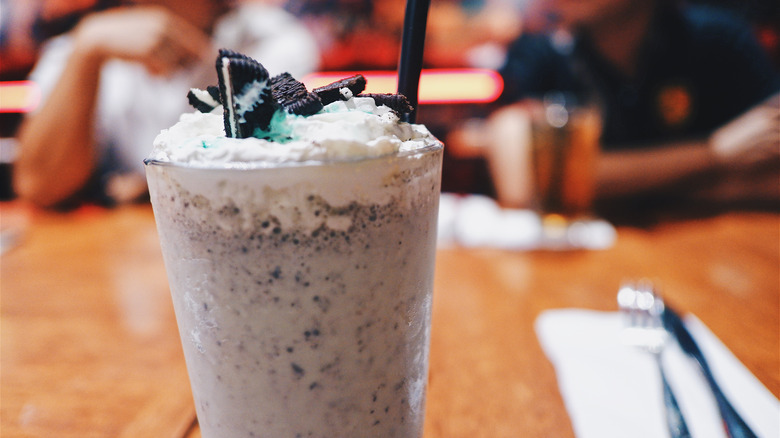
[1,202,777,437]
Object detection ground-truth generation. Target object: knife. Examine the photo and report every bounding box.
[662,306,757,438]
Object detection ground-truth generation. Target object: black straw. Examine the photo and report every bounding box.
[397,0,431,123]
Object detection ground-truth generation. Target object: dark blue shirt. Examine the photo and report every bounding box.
[499,4,780,150]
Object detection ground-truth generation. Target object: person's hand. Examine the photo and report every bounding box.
[73,5,211,76]
[710,94,780,170]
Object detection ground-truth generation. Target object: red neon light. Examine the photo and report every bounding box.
[301,69,503,104]
[0,70,503,114]
[0,81,40,113]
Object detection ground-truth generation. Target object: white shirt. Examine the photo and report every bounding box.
[29,3,320,181]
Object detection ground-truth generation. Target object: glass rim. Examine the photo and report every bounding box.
[143,139,443,171]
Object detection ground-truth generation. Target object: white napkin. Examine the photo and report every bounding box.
[437,194,616,250]
[535,309,780,438]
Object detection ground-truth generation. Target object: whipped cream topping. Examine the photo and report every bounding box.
[149,95,436,167]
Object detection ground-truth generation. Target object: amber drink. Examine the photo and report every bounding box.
[530,95,601,220]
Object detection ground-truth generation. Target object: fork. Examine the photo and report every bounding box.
[618,280,691,438]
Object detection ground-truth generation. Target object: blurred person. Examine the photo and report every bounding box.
[425,0,523,69]
[451,0,779,213]
[285,0,522,71]
[284,0,399,70]
[13,0,319,208]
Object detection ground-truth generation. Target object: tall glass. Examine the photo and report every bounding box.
[528,93,602,247]
[530,93,601,220]
[145,141,443,437]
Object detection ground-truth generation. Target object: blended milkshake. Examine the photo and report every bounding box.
[145,50,443,437]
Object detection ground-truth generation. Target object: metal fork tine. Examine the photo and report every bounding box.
[619,281,691,438]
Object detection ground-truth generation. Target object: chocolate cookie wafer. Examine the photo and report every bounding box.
[271,73,323,116]
[216,49,278,138]
[362,93,414,117]
[313,74,367,105]
[187,87,221,113]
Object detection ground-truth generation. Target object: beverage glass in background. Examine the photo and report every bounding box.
[529,93,602,244]
[145,141,443,438]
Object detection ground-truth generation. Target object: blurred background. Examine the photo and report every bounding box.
[1,0,778,201]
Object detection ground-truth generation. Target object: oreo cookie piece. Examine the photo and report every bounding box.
[270,73,306,105]
[216,49,278,138]
[206,85,222,104]
[362,93,414,117]
[312,74,367,105]
[271,73,323,115]
[285,92,323,116]
[187,87,221,113]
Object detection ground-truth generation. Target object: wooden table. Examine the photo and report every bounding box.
[2,202,778,437]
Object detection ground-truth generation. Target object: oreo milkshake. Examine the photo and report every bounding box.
[145,50,443,437]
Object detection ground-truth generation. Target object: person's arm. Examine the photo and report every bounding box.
[14,42,104,207]
[598,93,779,200]
[478,94,779,207]
[596,139,716,199]
[14,6,210,207]
[478,104,719,207]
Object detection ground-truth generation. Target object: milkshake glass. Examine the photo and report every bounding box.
[145,139,443,437]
